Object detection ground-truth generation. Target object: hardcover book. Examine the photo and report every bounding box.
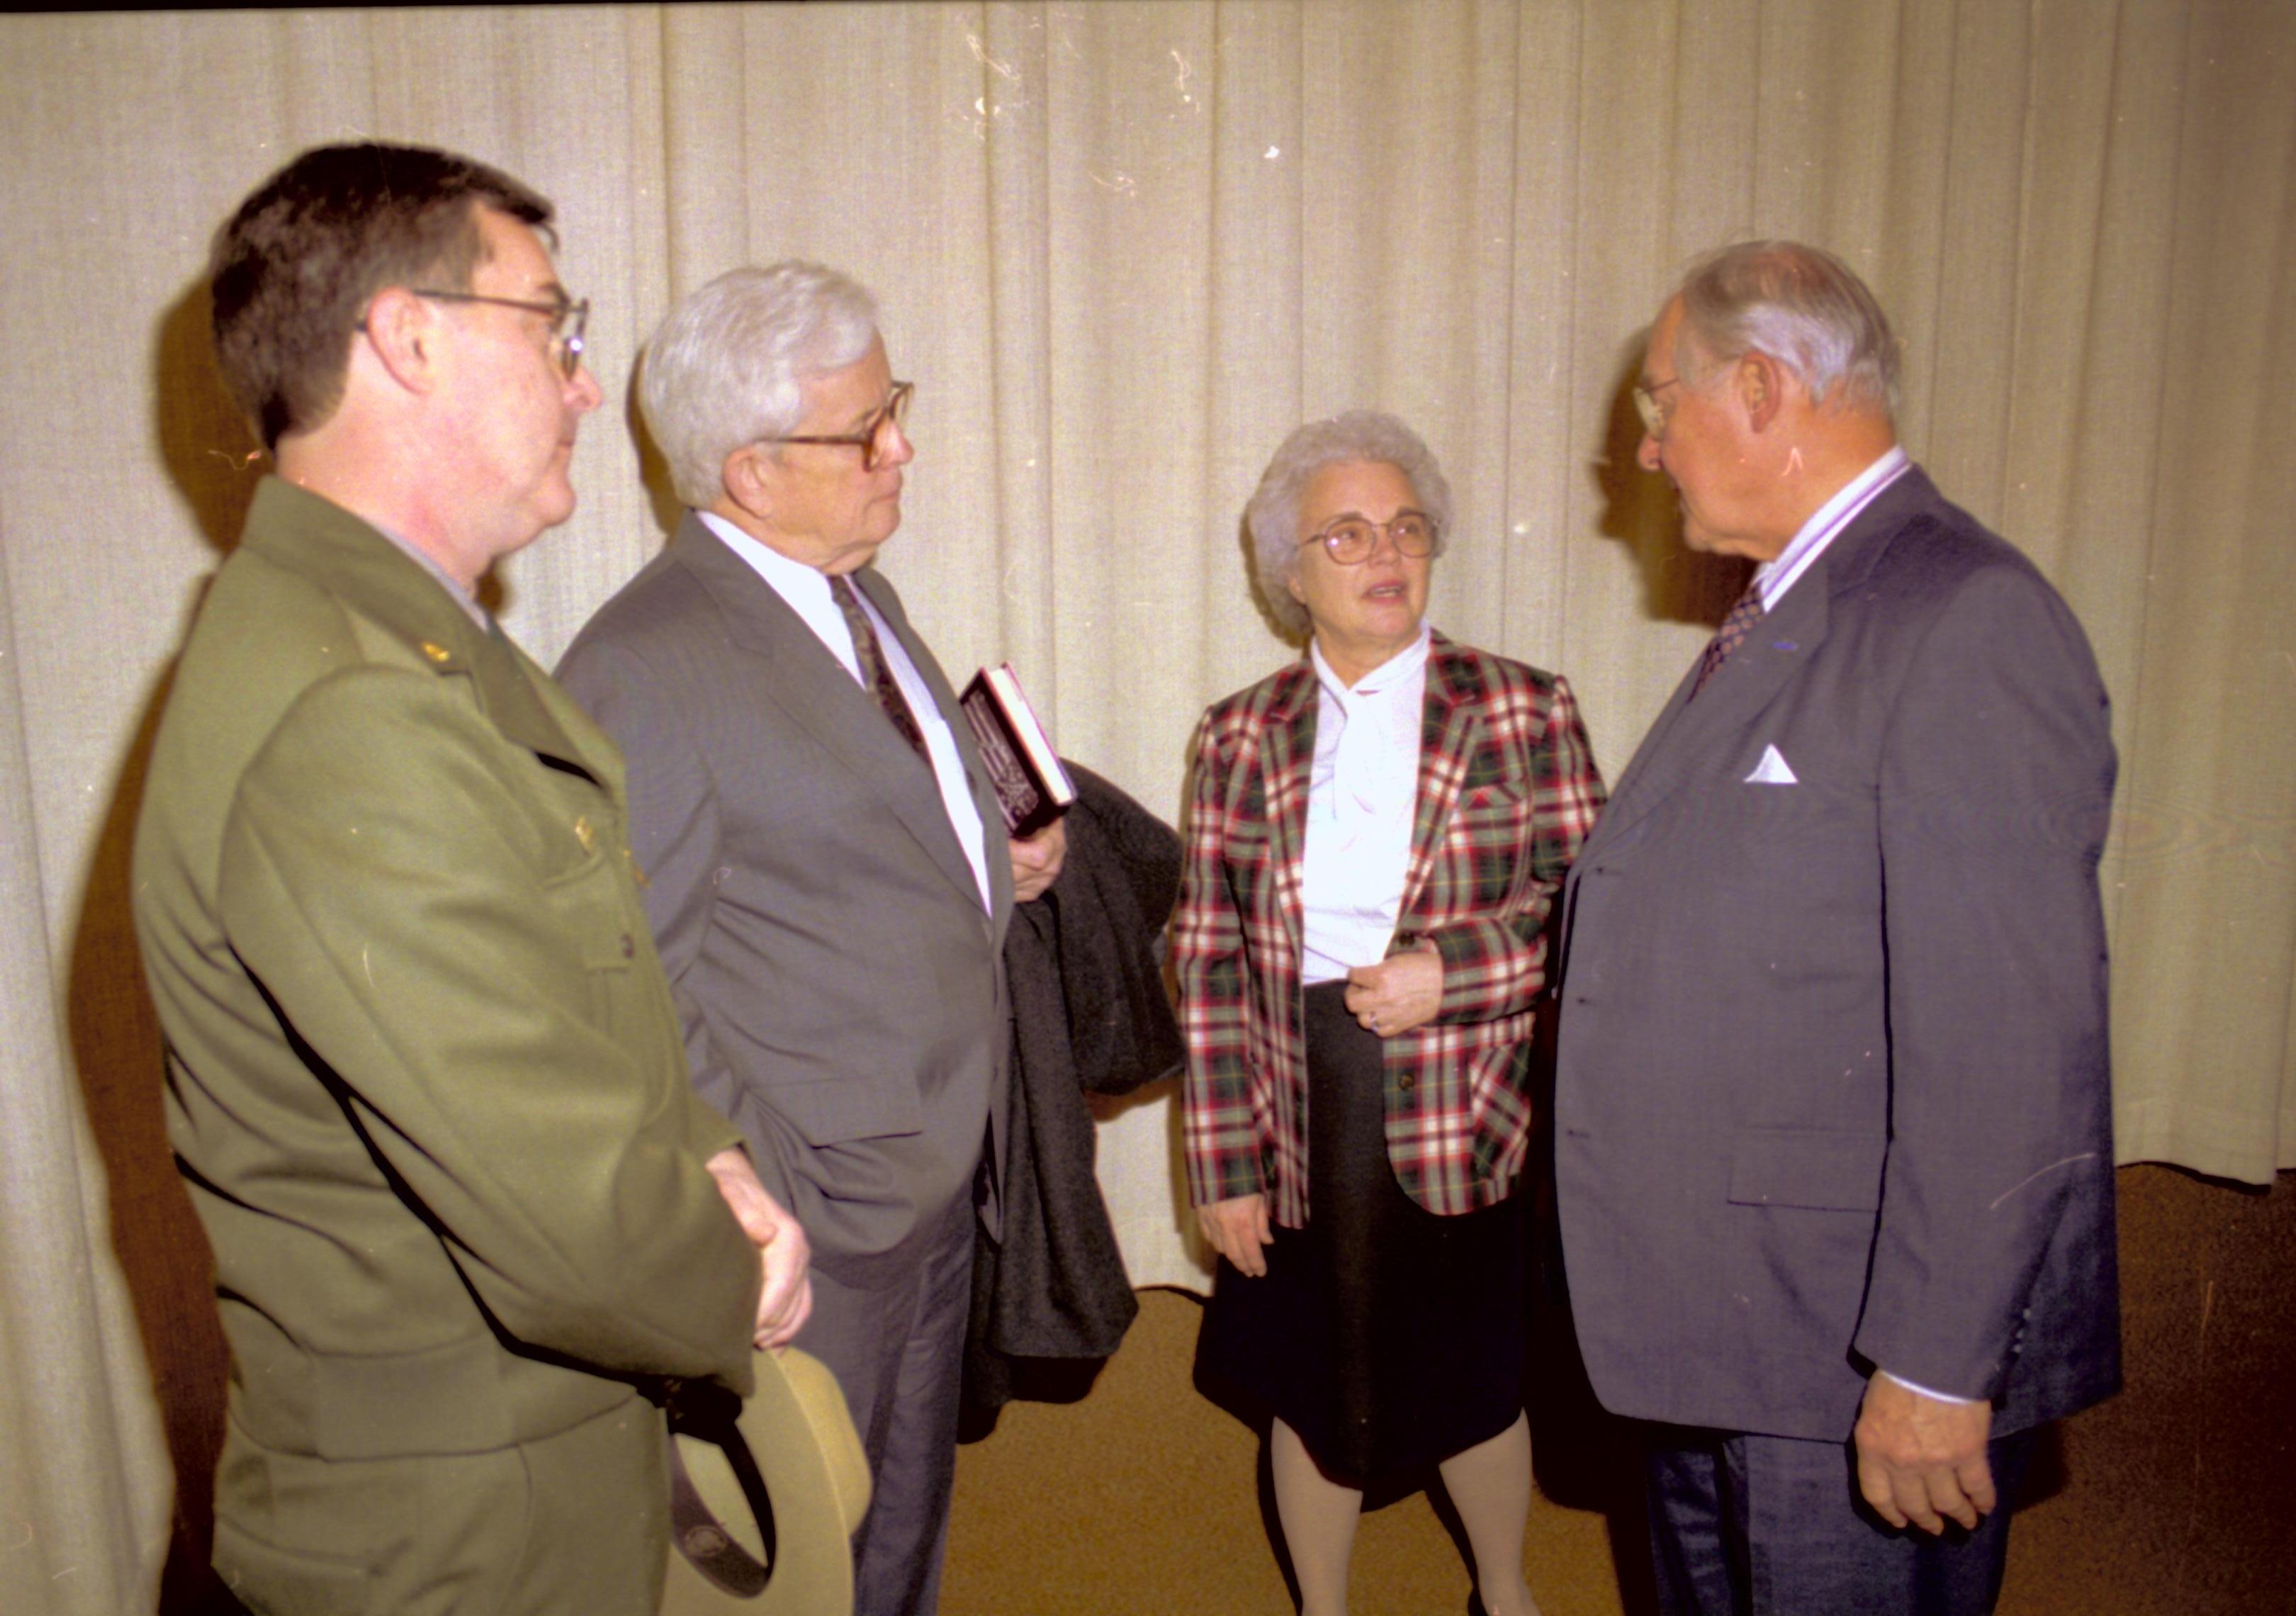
[959,663,1076,838]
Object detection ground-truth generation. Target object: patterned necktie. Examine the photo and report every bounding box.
[1690,581,1765,700]
[828,574,930,762]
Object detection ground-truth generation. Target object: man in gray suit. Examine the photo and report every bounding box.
[1553,242,2119,1614]
[558,263,1062,1616]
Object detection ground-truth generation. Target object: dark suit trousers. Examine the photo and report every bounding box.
[1643,1423,2036,1616]
[797,1190,977,1616]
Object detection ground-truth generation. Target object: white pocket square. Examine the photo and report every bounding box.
[1744,744,1798,785]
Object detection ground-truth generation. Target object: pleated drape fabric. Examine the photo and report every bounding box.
[2,5,2291,1610]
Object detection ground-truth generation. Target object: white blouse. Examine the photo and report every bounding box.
[1297,625,1431,986]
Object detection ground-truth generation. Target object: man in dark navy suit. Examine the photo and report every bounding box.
[1553,241,2120,1615]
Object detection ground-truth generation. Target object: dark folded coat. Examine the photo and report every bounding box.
[962,763,1183,1428]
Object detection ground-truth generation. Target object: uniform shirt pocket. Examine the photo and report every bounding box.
[536,843,638,1030]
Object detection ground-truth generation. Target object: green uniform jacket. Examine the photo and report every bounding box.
[132,478,760,1611]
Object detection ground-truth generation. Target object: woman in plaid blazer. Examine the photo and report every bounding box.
[1175,412,1604,1616]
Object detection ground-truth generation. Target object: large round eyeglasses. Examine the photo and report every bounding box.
[767,381,916,471]
[1301,512,1439,566]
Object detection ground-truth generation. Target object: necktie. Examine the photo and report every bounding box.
[829,574,930,761]
[1690,581,1765,700]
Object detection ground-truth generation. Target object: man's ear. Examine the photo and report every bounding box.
[359,288,439,394]
[721,442,775,522]
[1738,349,1786,432]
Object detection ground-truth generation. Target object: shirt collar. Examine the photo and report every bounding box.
[1755,444,1911,609]
[369,520,490,628]
[699,508,842,601]
[1311,622,1432,703]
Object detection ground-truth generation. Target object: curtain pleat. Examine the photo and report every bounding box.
[2,4,2290,1607]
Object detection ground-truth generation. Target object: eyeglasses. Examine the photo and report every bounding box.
[412,289,590,378]
[1633,374,1685,439]
[1301,511,1439,566]
[767,381,915,471]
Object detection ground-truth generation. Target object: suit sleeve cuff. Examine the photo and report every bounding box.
[1880,1369,1982,1405]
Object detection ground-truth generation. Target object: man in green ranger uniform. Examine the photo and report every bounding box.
[131,142,811,1615]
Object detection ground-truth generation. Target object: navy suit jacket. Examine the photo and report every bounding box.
[1553,466,2120,1443]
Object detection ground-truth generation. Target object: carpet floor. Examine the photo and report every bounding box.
[945,1287,1633,1616]
[940,1286,2169,1616]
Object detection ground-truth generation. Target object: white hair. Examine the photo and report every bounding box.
[1243,410,1453,640]
[640,262,879,508]
[1675,240,1898,414]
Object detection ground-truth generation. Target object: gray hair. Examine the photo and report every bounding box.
[640,262,879,508]
[1244,410,1454,639]
[1674,240,1898,414]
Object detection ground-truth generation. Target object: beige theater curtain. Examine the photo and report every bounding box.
[1,4,2290,1608]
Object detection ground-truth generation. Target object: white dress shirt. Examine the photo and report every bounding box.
[699,510,993,914]
[1752,444,1910,610]
[1297,626,1431,987]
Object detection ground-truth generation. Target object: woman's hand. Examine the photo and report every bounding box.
[1196,1192,1273,1277]
[1344,939,1443,1037]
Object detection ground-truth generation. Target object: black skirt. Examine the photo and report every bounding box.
[1193,981,1529,1488]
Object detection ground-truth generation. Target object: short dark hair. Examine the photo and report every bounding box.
[209,142,554,451]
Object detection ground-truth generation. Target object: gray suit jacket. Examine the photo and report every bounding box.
[558,514,1014,1288]
[1553,466,2120,1444]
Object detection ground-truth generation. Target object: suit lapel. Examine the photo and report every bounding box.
[855,566,1014,936]
[1259,664,1318,961]
[1586,470,1938,850]
[467,625,612,785]
[1398,637,1480,917]
[1587,550,1836,849]
[502,634,626,797]
[671,519,991,919]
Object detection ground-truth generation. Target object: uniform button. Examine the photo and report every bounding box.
[1397,1072,1416,1092]
[619,933,636,959]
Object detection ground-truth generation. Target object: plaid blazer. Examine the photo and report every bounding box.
[1175,633,1605,1223]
